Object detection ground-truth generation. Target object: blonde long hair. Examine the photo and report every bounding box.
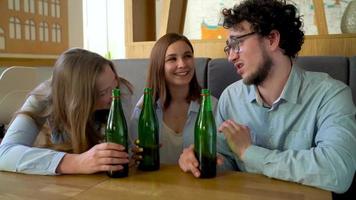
[18,48,132,153]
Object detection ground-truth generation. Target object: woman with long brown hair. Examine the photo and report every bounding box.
[0,48,133,175]
[130,33,217,164]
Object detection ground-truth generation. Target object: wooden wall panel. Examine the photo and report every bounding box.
[132,0,156,42]
[125,35,356,59]
[0,57,56,67]
[312,0,328,35]
[125,0,356,59]
[158,0,187,38]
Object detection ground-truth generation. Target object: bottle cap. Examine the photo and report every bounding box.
[201,89,210,95]
[112,88,121,97]
[144,88,153,93]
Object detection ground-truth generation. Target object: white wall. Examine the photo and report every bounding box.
[68,0,84,48]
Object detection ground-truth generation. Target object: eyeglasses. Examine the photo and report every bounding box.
[223,32,256,56]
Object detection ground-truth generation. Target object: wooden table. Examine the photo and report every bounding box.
[0,165,331,200]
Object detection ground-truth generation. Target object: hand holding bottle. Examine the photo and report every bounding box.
[56,142,129,174]
[105,88,129,177]
[194,89,217,178]
[131,139,143,164]
[178,144,224,178]
[131,139,163,165]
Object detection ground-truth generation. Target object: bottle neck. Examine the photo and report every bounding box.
[201,94,212,112]
[143,91,153,108]
[111,88,121,104]
[111,95,122,107]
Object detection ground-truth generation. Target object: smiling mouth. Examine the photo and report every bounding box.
[174,71,190,76]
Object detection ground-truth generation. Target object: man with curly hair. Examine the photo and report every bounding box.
[179,0,356,195]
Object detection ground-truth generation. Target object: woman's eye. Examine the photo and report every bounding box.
[166,57,176,62]
[98,90,108,97]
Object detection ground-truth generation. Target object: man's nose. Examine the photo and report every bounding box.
[228,50,240,63]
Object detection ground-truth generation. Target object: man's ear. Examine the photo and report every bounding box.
[266,30,281,51]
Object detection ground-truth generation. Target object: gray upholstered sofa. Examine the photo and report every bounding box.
[205,56,356,199]
[114,56,356,199]
[113,56,356,104]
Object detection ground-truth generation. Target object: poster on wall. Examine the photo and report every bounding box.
[183,0,352,40]
[0,0,69,55]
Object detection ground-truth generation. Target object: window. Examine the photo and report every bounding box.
[83,0,125,58]
[39,22,49,41]
[0,28,5,50]
[9,17,21,39]
[38,0,48,16]
[8,0,20,11]
[24,0,35,13]
[51,23,61,42]
[25,19,36,40]
[51,0,61,18]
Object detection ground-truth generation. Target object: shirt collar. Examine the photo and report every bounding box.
[188,100,201,113]
[246,65,303,105]
[282,65,303,104]
[247,85,257,103]
[156,98,200,114]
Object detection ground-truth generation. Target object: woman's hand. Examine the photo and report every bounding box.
[130,139,143,166]
[178,145,224,178]
[178,145,200,177]
[56,142,129,174]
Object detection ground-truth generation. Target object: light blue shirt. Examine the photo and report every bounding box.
[0,84,133,175]
[130,95,217,164]
[216,66,356,193]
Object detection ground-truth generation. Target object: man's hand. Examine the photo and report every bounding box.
[218,119,252,158]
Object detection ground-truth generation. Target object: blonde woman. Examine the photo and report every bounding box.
[0,48,133,175]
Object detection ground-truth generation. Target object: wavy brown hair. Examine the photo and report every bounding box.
[147,33,201,108]
[17,48,132,153]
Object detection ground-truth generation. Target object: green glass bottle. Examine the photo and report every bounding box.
[138,88,160,171]
[194,89,217,178]
[105,88,128,178]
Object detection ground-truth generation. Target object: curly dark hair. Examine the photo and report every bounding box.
[222,0,304,58]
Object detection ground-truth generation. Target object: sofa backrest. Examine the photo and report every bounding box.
[295,56,355,104]
[294,56,349,84]
[207,56,356,104]
[207,58,241,98]
[349,56,356,104]
[112,59,148,105]
[113,57,210,105]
